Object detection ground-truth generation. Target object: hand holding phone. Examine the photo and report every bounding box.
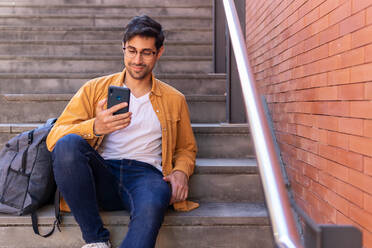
[93,86,132,136]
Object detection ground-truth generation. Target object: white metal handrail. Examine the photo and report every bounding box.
[222,1,303,247]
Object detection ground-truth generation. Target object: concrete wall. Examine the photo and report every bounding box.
[245,0,372,246]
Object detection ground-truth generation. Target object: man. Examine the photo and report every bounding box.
[46,15,198,248]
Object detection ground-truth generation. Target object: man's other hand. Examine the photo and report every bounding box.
[93,98,132,136]
[163,170,189,204]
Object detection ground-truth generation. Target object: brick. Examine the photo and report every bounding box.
[327,101,350,116]
[366,43,372,63]
[304,34,320,52]
[336,211,360,227]
[317,199,337,223]
[320,0,342,17]
[304,190,320,210]
[311,15,329,35]
[319,144,363,171]
[348,166,372,192]
[310,73,328,87]
[352,0,372,14]
[349,205,372,231]
[326,190,350,214]
[364,231,372,248]
[316,115,339,131]
[304,61,321,76]
[319,23,340,44]
[304,163,319,181]
[296,101,313,114]
[365,193,372,214]
[350,63,372,83]
[339,117,363,135]
[308,152,328,170]
[298,136,318,153]
[315,86,338,100]
[319,171,364,206]
[339,10,366,36]
[318,128,328,143]
[364,120,372,138]
[295,113,315,126]
[329,0,352,26]
[297,124,315,139]
[329,34,351,55]
[297,147,309,162]
[327,159,349,181]
[337,181,364,207]
[338,83,365,100]
[318,54,342,72]
[363,157,372,176]
[368,6,372,24]
[299,44,329,65]
[292,180,305,198]
[293,66,305,79]
[311,101,328,114]
[351,25,372,48]
[327,130,349,149]
[350,101,372,118]
[311,206,328,223]
[305,7,320,25]
[349,135,372,156]
[310,180,328,198]
[328,68,350,85]
[340,47,365,68]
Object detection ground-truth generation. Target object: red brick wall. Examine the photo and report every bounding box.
[245,0,372,246]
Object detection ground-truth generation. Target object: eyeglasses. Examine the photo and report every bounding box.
[123,46,157,60]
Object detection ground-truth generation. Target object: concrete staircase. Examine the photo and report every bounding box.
[0,1,274,247]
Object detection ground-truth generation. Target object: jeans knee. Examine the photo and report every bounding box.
[53,134,85,160]
[133,194,169,224]
[52,134,88,171]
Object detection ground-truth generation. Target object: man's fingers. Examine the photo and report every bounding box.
[181,188,188,201]
[96,98,107,113]
[107,102,128,114]
[110,111,132,122]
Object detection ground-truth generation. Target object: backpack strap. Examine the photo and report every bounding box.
[31,190,62,238]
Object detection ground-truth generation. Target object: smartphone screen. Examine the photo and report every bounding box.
[107,86,131,115]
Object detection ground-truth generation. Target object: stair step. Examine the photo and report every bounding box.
[0,14,212,28]
[0,73,226,94]
[0,5,212,17]
[0,40,212,56]
[0,202,274,248]
[0,26,212,42]
[190,158,264,202]
[0,123,254,158]
[0,55,213,74]
[0,94,225,123]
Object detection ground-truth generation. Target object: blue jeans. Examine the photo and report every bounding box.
[51,134,171,248]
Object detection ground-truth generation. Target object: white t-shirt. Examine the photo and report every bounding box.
[98,91,162,171]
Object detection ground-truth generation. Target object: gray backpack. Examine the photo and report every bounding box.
[0,118,61,237]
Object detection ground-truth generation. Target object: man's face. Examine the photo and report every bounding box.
[123,35,163,81]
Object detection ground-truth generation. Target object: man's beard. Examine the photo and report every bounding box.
[126,63,152,80]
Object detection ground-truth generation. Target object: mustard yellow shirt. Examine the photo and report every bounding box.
[46,69,198,212]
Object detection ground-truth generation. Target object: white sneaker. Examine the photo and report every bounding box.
[81,241,111,248]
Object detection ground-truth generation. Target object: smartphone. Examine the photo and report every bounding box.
[107,86,131,115]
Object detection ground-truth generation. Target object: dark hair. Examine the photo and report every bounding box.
[122,15,165,50]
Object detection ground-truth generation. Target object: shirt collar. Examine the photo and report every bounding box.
[115,68,162,96]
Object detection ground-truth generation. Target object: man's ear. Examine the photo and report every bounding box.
[156,46,164,59]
